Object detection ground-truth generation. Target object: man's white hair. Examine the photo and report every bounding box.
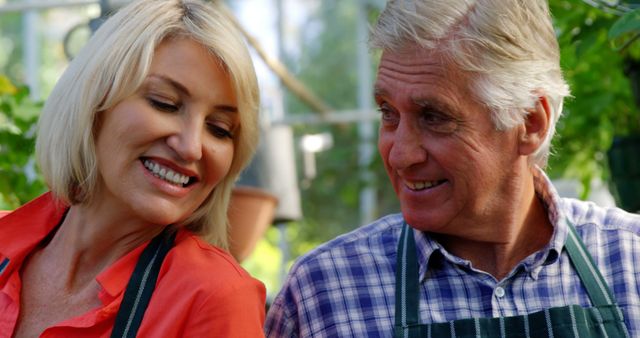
[370,0,570,167]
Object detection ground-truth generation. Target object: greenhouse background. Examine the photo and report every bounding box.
[1,0,639,300]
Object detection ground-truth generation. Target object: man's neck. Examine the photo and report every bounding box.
[432,176,553,281]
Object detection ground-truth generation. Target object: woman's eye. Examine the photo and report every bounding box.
[207,123,234,139]
[148,98,179,112]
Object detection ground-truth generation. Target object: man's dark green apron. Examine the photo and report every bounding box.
[393,222,630,338]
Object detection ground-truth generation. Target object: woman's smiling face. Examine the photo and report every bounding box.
[93,37,237,226]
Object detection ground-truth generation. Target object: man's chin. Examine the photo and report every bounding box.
[401,212,449,233]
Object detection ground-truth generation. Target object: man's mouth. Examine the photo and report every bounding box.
[405,179,447,191]
[142,158,196,187]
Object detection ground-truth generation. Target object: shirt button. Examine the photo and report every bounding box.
[494,286,505,298]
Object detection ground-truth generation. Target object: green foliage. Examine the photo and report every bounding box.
[240,227,283,295]
[277,1,397,260]
[0,13,25,83]
[0,75,46,210]
[548,0,640,198]
[609,8,640,51]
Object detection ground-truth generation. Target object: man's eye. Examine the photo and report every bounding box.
[207,123,234,139]
[148,98,179,112]
[421,112,459,133]
[377,104,399,125]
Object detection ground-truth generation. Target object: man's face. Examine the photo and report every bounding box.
[375,47,524,238]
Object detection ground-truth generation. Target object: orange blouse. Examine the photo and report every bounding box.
[0,193,266,337]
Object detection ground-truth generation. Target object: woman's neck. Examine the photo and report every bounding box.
[42,202,164,291]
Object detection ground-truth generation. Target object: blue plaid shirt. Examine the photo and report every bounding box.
[265,169,640,337]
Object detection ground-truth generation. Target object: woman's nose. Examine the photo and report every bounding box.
[167,118,203,162]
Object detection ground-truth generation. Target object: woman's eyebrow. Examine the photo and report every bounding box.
[147,74,191,97]
[215,105,238,114]
[147,74,238,114]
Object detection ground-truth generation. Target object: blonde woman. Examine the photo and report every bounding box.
[0,0,265,336]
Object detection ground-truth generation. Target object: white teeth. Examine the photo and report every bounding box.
[407,180,443,191]
[143,159,191,186]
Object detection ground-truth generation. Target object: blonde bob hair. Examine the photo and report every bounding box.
[36,0,259,249]
[370,0,570,167]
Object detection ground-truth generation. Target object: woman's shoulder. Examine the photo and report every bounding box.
[160,230,263,294]
[142,230,266,336]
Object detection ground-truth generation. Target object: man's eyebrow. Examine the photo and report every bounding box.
[373,87,388,98]
[374,86,455,114]
[412,97,453,112]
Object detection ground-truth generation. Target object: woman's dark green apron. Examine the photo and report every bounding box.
[110,228,176,338]
[393,222,630,338]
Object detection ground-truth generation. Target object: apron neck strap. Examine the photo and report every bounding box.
[563,220,617,307]
[110,227,177,338]
[394,223,420,332]
[394,220,619,334]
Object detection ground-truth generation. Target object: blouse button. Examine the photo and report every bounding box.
[494,286,505,298]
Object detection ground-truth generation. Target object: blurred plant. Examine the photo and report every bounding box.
[547,0,640,198]
[277,0,395,260]
[609,6,640,123]
[0,75,45,209]
[609,7,640,53]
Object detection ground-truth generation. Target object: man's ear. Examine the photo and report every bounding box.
[518,96,551,156]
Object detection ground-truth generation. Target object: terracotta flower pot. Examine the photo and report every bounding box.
[227,186,278,262]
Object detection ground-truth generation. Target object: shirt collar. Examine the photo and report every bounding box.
[96,240,147,304]
[0,192,67,283]
[0,193,183,307]
[413,229,442,281]
[96,229,187,304]
[414,166,570,282]
[526,166,568,277]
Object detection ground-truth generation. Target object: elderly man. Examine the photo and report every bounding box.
[265,0,639,337]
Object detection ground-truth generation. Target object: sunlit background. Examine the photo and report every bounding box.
[2,0,640,303]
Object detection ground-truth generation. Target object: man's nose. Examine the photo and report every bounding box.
[387,121,427,171]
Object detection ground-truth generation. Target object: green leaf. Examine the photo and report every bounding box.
[0,76,17,95]
[0,115,21,135]
[609,8,640,40]
[575,30,600,58]
[0,101,12,115]
[13,86,30,104]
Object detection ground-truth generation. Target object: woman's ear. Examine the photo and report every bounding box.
[518,96,551,156]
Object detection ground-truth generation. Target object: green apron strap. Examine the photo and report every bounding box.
[394,223,421,338]
[110,228,176,338]
[563,221,616,307]
[393,220,630,338]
